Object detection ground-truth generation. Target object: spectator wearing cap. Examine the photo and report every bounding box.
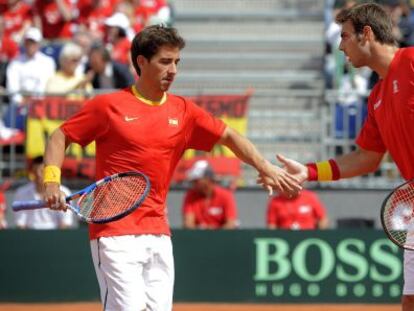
[182,160,239,229]
[5,27,55,130]
[104,12,132,65]
[85,43,134,90]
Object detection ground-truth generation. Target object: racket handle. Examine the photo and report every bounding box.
[12,200,47,211]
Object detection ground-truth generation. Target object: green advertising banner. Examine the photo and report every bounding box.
[173,230,403,303]
[0,229,403,303]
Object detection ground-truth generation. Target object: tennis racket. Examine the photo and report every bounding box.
[12,171,151,224]
[381,179,414,250]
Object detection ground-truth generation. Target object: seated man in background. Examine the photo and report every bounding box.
[86,43,134,90]
[266,189,328,230]
[182,160,238,229]
[13,156,75,229]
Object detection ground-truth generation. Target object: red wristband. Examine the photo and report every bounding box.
[306,163,318,181]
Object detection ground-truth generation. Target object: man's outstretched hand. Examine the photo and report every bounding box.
[257,154,308,195]
[257,160,302,197]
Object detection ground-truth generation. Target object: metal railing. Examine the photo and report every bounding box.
[0,89,402,189]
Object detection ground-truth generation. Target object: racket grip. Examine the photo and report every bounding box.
[12,200,47,211]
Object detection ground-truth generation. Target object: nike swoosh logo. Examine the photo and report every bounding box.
[124,116,140,122]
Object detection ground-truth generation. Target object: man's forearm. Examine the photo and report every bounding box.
[218,127,269,173]
[44,128,69,167]
[335,149,383,178]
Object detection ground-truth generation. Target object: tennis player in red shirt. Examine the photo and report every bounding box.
[259,3,414,310]
[42,25,300,311]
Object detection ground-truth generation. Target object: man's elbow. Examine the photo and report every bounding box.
[217,126,235,146]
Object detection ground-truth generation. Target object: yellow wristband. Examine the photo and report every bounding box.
[43,165,61,184]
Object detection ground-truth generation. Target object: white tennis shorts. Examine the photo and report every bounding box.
[90,234,174,311]
[404,250,414,295]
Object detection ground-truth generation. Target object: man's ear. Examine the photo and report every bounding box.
[362,25,374,42]
[137,55,147,70]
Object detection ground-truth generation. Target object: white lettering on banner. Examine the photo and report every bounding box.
[253,237,402,300]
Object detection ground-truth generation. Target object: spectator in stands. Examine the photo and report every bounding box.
[0,0,33,43]
[128,0,173,30]
[266,189,329,230]
[5,27,56,130]
[0,190,7,229]
[73,30,94,76]
[76,0,119,41]
[14,155,75,229]
[182,160,239,229]
[0,16,19,90]
[104,12,132,65]
[46,42,93,97]
[33,0,77,41]
[115,0,171,34]
[86,43,134,89]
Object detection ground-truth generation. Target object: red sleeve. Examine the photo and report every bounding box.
[266,197,278,226]
[356,85,386,153]
[185,100,226,151]
[61,95,109,147]
[223,189,237,220]
[0,192,6,211]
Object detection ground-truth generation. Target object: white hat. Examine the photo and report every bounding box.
[105,12,130,30]
[24,27,43,42]
[187,160,215,181]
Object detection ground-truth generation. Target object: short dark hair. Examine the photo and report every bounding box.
[336,2,397,45]
[32,155,44,165]
[89,43,111,62]
[131,24,186,76]
[28,155,44,171]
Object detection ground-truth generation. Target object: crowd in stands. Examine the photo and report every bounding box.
[0,0,174,228]
[0,0,173,136]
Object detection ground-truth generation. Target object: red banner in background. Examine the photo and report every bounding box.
[172,92,252,183]
[25,92,252,182]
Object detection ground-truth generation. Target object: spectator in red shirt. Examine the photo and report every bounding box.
[104,12,132,65]
[0,0,33,42]
[76,0,119,40]
[121,0,172,33]
[33,0,77,40]
[182,160,239,229]
[266,189,329,230]
[0,16,19,89]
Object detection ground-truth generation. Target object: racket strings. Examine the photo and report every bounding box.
[383,184,414,249]
[78,175,148,221]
